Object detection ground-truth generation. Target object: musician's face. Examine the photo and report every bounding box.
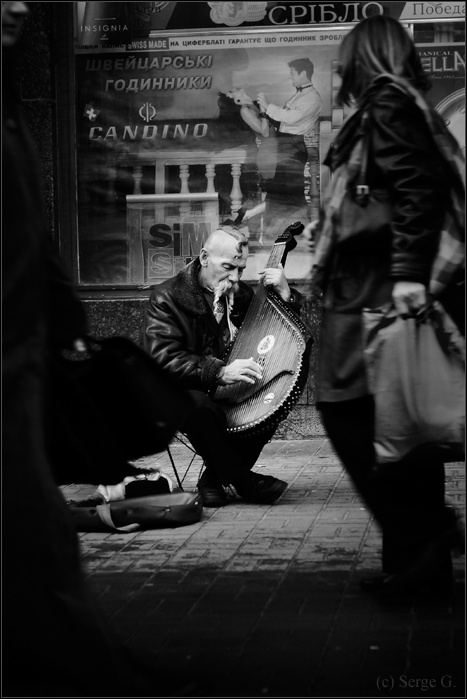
[201,235,248,296]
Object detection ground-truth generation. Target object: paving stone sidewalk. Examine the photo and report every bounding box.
[62,439,465,698]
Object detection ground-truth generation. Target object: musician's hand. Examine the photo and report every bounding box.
[259,264,291,302]
[218,358,263,386]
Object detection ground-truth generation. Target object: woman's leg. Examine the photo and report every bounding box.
[319,397,453,581]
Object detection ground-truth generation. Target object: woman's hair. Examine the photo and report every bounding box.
[218,90,241,113]
[336,15,430,106]
[216,91,252,132]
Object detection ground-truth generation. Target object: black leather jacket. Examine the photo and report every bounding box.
[316,78,464,402]
[144,258,302,391]
[325,79,453,285]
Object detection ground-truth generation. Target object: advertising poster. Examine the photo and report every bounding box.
[416,42,465,152]
[74,2,464,40]
[75,23,350,285]
[73,1,464,286]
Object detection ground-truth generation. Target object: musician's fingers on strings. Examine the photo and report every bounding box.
[228,358,262,384]
[241,360,262,384]
[246,358,262,382]
[239,372,260,385]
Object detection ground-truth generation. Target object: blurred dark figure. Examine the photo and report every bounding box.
[306,15,465,595]
[1,3,163,695]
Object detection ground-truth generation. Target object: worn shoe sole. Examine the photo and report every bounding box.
[236,478,288,505]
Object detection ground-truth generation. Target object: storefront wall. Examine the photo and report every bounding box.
[18,2,465,438]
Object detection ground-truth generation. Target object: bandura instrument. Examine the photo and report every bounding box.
[213,222,313,435]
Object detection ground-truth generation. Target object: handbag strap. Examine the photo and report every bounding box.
[96,503,141,533]
[354,112,371,203]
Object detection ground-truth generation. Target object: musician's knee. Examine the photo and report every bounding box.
[184,390,227,430]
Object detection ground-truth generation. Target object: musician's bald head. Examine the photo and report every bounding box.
[199,226,249,296]
[204,226,249,256]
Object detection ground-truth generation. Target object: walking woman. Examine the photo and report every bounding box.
[307,15,465,594]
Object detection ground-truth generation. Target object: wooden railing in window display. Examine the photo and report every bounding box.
[122,146,249,218]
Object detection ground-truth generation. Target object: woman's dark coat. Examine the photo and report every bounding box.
[317,80,459,403]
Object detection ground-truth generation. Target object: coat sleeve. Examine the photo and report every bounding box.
[287,288,303,315]
[144,288,225,391]
[369,90,451,284]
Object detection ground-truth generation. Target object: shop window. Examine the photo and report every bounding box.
[63,3,465,291]
[414,21,465,155]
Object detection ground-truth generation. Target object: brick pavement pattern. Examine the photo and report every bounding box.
[62,439,465,698]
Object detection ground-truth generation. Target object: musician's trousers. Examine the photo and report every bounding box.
[181,390,276,485]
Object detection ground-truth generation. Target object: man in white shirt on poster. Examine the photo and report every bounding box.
[258,57,322,137]
[256,58,322,231]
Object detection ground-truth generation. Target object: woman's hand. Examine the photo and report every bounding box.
[392,281,427,317]
[303,220,320,254]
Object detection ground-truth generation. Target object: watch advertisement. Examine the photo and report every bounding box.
[75,26,349,285]
[72,2,464,287]
[416,42,465,152]
[74,2,465,41]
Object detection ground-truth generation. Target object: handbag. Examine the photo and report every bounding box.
[68,490,203,532]
[45,336,194,486]
[335,112,393,247]
[363,301,465,465]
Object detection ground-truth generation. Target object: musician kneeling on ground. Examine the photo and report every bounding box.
[144,225,302,507]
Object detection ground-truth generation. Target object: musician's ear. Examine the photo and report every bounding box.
[200,248,209,267]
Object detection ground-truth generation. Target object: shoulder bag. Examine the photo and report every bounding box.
[68,490,203,532]
[335,112,393,247]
